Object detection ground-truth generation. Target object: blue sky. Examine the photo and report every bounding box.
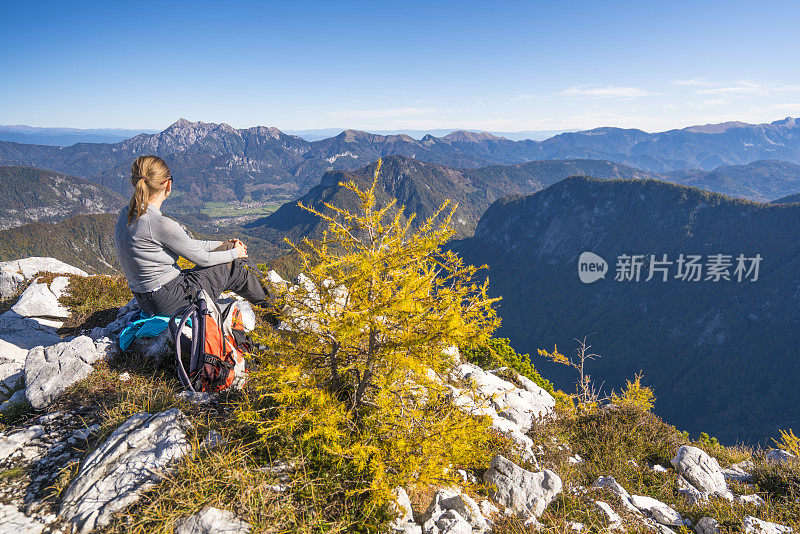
[2,0,799,132]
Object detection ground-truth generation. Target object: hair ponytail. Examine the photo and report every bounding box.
[127,155,171,224]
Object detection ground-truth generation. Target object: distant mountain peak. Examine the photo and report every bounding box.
[683,121,750,134]
[171,118,193,128]
[771,116,798,128]
[443,130,504,142]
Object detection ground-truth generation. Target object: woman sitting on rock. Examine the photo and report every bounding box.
[114,155,270,317]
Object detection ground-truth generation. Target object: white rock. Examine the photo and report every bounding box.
[422,489,490,533]
[483,455,562,517]
[390,487,414,525]
[676,475,709,505]
[671,446,728,496]
[653,464,668,473]
[24,336,99,409]
[593,476,636,513]
[0,425,44,461]
[0,502,50,534]
[393,523,423,534]
[742,516,793,533]
[425,509,472,534]
[0,311,62,401]
[568,454,583,464]
[595,501,622,529]
[479,499,499,519]
[736,494,765,507]
[174,506,251,534]
[11,280,70,319]
[567,522,584,531]
[766,449,797,464]
[59,408,191,534]
[695,517,720,534]
[723,463,753,483]
[0,257,86,300]
[454,364,554,433]
[442,345,460,364]
[630,495,683,527]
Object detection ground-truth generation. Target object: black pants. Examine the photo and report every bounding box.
[133,258,269,317]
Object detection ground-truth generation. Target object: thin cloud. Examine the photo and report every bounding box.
[560,86,654,99]
[673,78,716,87]
[695,80,800,96]
[508,94,543,101]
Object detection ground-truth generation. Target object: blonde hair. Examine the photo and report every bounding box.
[128,155,171,224]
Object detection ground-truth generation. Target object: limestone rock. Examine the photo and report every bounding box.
[483,455,562,517]
[695,517,721,534]
[723,461,753,483]
[630,495,683,527]
[24,335,99,409]
[671,446,728,496]
[454,364,555,433]
[676,475,709,506]
[0,425,44,462]
[592,476,640,514]
[174,506,251,534]
[422,488,490,534]
[766,449,797,465]
[11,279,70,319]
[59,408,191,534]
[0,257,87,300]
[390,486,415,525]
[742,516,793,533]
[735,494,765,507]
[595,501,622,529]
[0,311,62,402]
[0,503,50,534]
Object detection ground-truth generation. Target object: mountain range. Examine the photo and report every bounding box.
[450,176,800,445]
[0,213,120,273]
[0,166,123,230]
[244,156,663,250]
[0,125,159,146]
[3,117,800,212]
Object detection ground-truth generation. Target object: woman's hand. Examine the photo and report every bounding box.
[230,239,248,258]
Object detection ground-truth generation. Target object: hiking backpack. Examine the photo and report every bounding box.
[169,290,252,393]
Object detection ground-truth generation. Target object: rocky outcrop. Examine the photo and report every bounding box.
[422,488,491,534]
[390,487,420,534]
[629,495,683,527]
[483,454,562,518]
[695,517,721,534]
[0,410,101,531]
[594,501,622,529]
[0,503,52,534]
[742,516,793,533]
[174,506,252,534]
[671,446,729,497]
[59,409,191,534]
[24,336,100,409]
[0,311,61,404]
[10,278,70,327]
[0,257,87,300]
[766,449,797,465]
[450,363,555,460]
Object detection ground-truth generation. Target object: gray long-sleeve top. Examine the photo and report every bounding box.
[114,206,237,293]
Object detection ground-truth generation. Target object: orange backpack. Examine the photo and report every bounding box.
[170,291,250,392]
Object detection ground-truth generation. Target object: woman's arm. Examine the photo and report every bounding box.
[157,217,239,267]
